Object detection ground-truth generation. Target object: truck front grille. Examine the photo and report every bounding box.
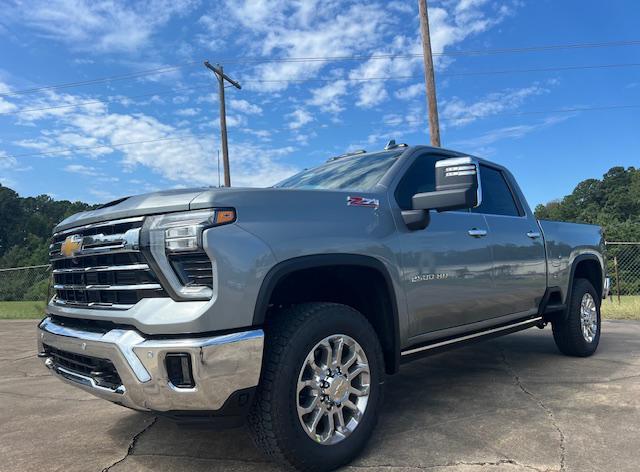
[43,344,122,390]
[50,217,167,309]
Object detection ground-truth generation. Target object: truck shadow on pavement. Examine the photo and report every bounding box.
[104,323,640,471]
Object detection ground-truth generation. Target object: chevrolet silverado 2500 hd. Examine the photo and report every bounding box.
[38,144,608,471]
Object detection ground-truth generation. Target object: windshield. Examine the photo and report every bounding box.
[275,151,402,191]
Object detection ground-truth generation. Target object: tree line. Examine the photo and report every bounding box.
[0,184,94,268]
[1,166,638,269]
[534,166,640,242]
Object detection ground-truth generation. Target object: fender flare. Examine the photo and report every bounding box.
[561,253,604,320]
[253,253,401,374]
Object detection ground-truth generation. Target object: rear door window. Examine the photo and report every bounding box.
[472,166,520,216]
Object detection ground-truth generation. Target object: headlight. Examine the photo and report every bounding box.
[148,209,236,253]
[142,209,235,300]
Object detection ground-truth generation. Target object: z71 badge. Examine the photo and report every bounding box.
[347,196,379,208]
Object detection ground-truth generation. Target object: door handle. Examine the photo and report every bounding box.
[526,231,541,239]
[468,228,487,238]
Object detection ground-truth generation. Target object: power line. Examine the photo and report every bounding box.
[240,62,640,83]
[0,83,214,116]
[3,62,640,117]
[221,39,640,63]
[2,39,640,98]
[4,103,639,160]
[0,62,200,98]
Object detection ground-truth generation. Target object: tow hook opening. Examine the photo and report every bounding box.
[166,353,195,388]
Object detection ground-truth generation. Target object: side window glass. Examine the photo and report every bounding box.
[394,155,439,210]
[472,166,520,216]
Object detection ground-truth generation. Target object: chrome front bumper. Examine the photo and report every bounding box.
[37,317,264,412]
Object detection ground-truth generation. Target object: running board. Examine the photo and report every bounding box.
[401,316,543,359]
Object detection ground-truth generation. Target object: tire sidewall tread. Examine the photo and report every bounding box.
[552,278,601,357]
[248,302,385,472]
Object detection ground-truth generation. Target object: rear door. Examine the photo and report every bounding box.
[471,165,547,316]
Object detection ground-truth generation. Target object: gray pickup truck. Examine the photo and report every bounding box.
[38,143,608,471]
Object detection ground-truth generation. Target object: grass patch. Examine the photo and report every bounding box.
[601,295,640,320]
[0,296,637,321]
[0,301,46,319]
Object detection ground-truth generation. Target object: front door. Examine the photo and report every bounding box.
[394,153,496,337]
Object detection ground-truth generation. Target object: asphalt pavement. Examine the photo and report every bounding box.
[1,319,639,472]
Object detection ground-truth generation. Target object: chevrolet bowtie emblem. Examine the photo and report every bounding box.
[60,235,83,258]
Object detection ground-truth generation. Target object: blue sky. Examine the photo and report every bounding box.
[0,0,638,207]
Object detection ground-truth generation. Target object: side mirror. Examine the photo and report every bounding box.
[412,157,482,212]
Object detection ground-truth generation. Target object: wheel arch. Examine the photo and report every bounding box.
[561,253,604,320]
[253,254,401,374]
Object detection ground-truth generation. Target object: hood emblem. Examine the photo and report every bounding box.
[60,235,83,258]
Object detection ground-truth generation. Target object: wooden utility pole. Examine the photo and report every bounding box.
[204,61,241,187]
[418,0,441,147]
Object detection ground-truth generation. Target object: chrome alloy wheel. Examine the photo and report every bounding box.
[296,334,371,445]
[580,292,598,343]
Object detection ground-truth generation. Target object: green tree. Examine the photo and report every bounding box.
[534,166,640,242]
[0,184,95,268]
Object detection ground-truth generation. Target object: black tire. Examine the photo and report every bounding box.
[248,303,385,472]
[552,278,601,357]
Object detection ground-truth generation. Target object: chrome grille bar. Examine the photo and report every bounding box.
[54,283,162,291]
[53,216,145,238]
[50,217,167,309]
[52,299,135,310]
[52,263,150,274]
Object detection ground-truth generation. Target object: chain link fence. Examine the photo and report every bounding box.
[0,243,639,303]
[0,264,51,302]
[605,242,640,299]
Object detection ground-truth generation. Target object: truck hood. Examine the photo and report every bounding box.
[54,187,209,232]
[55,186,361,232]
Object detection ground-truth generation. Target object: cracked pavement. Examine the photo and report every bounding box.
[1,319,639,472]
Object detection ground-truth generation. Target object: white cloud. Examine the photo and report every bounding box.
[175,108,200,117]
[0,176,17,188]
[442,85,548,126]
[64,164,99,176]
[308,80,348,113]
[0,81,18,113]
[0,97,17,113]
[2,0,199,53]
[0,150,17,170]
[346,0,515,109]
[225,143,298,187]
[172,95,189,105]
[395,83,425,101]
[453,115,572,148]
[287,108,313,129]
[8,88,298,189]
[387,1,414,14]
[239,3,393,93]
[229,99,263,115]
[89,188,117,202]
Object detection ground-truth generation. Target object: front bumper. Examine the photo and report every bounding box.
[37,317,264,412]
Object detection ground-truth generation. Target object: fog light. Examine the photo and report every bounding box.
[165,353,195,388]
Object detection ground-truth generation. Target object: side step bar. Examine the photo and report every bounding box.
[401,316,543,359]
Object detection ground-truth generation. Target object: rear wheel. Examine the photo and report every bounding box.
[552,278,601,357]
[248,303,384,471]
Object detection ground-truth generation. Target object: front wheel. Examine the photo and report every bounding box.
[552,278,601,357]
[248,303,385,471]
